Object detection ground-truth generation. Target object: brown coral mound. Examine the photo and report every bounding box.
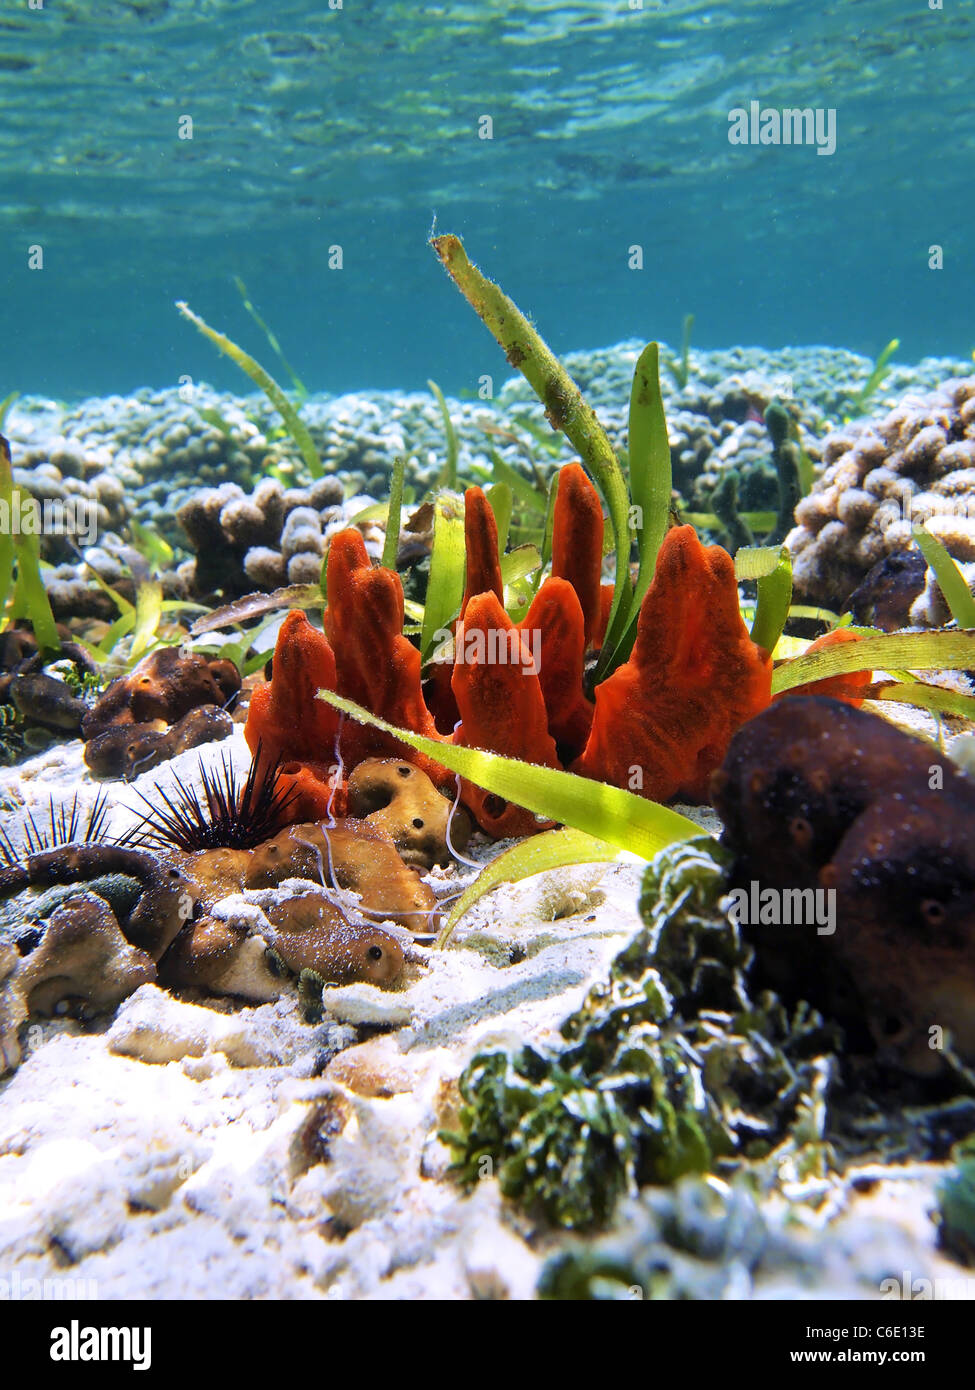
[245,819,438,933]
[787,375,975,622]
[347,758,470,869]
[712,696,975,1075]
[82,646,240,739]
[16,895,157,1019]
[84,705,234,779]
[262,894,406,986]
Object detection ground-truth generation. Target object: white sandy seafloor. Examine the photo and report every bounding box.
[0,719,973,1301]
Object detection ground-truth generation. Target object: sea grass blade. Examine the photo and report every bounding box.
[0,394,19,432]
[316,688,701,859]
[176,300,322,478]
[912,526,975,628]
[608,343,672,668]
[487,450,548,515]
[486,482,512,556]
[428,379,459,489]
[0,437,17,621]
[772,629,975,694]
[129,580,164,662]
[852,337,900,412]
[190,585,323,635]
[735,545,793,654]
[382,456,407,571]
[233,275,308,400]
[499,544,541,589]
[436,827,619,948]
[420,494,466,662]
[877,683,975,721]
[431,234,633,658]
[10,493,60,655]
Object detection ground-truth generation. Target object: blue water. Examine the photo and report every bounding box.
[2,0,972,400]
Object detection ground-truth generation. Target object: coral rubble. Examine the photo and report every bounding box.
[787,376,975,622]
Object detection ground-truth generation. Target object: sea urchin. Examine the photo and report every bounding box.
[130,746,297,852]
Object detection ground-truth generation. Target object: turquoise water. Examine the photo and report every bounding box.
[2,0,972,398]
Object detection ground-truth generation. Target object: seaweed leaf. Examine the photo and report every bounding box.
[877,683,975,721]
[486,482,512,555]
[431,235,633,670]
[850,337,900,413]
[6,513,59,658]
[487,450,548,515]
[128,581,164,662]
[436,827,620,948]
[420,494,466,661]
[315,688,701,859]
[667,313,694,388]
[176,300,322,478]
[912,525,975,628]
[771,629,975,695]
[233,275,308,400]
[735,544,793,654]
[190,584,322,636]
[381,456,406,571]
[0,437,17,622]
[129,517,174,574]
[0,393,19,432]
[428,379,458,489]
[608,343,672,667]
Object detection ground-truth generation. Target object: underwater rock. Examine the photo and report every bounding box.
[820,790,975,1073]
[84,704,234,778]
[710,696,939,892]
[8,672,88,733]
[177,474,345,599]
[81,645,240,740]
[711,696,975,1075]
[156,913,250,992]
[0,943,27,1073]
[0,842,198,963]
[261,893,407,987]
[245,819,438,933]
[847,548,927,631]
[787,375,975,620]
[346,757,470,869]
[179,847,254,905]
[14,893,157,1020]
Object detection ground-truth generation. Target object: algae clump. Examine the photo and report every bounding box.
[441,838,837,1230]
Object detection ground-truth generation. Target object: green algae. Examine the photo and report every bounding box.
[176,300,323,479]
[937,1140,975,1266]
[440,838,838,1230]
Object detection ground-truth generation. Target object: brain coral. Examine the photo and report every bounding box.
[786,375,975,624]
